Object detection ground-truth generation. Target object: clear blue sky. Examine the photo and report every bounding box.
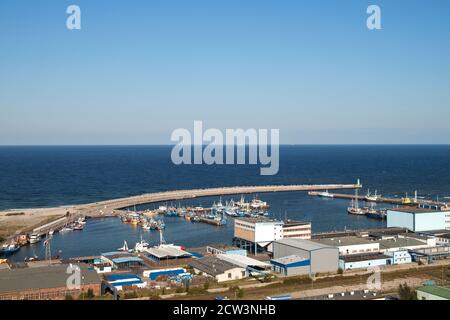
[1,0,449,145]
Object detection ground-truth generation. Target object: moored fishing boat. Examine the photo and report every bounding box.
[0,243,20,256]
[117,240,131,252]
[60,226,73,233]
[73,223,84,231]
[365,189,382,202]
[29,233,41,244]
[250,196,269,209]
[347,199,366,215]
[316,190,334,198]
[142,222,151,230]
[366,208,387,220]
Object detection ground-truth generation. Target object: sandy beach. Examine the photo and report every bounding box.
[0,207,74,241]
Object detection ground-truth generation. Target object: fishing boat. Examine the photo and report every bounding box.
[316,190,334,198]
[134,237,150,253]
[0,243,20,256]
[73,223,84,231]
[142,222,151,230]
[48,230,54,235]
[77,217,86,225]
[250,196,269,209]
[117,240,130,252]
[157,205,168,214]
[365,190,382,202]
[236,195,249,208]
[130,215,140,225]
[347,200,366,215]
[216,198,225,212]
[29,233,41,244]
[60,226,73,233]
[367,209,387,220]
[347,187,365,215]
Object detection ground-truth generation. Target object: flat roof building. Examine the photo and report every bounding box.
[144,246,192,261]
[0,263,101,300]
[387,207,450,232]
[206,245,247,256]
[378,237,430,253]
[189,256,246,283]
[216,254,271,273]
[101,252,144,269]
[313,236,380,256]
[416,285,450,300]
[339,253,392,271]
[233,217,311,254]
[272,238,339,276]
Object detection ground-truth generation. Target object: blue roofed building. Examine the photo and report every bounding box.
[101,252,144,270]
[270,255,311,276]
[105,274,147,291]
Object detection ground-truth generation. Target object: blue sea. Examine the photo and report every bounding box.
[1,145,450,261]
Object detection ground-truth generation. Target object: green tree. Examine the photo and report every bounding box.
[398,283,417,300]
[64,294,73,300]
[79,288,95,300]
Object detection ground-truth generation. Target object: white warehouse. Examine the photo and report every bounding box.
[387,207,450,232]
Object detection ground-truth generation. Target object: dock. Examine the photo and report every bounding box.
[308,191,448,207]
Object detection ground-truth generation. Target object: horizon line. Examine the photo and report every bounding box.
[1,143,450,147]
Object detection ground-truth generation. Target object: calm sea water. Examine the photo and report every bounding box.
[1,145,450,261]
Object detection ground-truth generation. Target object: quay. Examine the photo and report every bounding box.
[308,191,449,208]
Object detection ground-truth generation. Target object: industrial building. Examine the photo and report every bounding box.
[385,250,412,264]
[281,220,312,240]
[339,253,392,270]
[272,238,339,275]
[100,252,145,269]
[206,245,247,256]
[189,256,246,282]
[233,217,311,253]
[144,245,192,261]
[378,236,431,253]
[313,236,380,256]
[387,207,450,232]
[216,253,271,275]
[0,263,101,300]
[143,268,186,281]
[421,230,450,245]
[271,255,312,276]
[409,246,450,264]
[105,274,147,291]
[416,285,450,300]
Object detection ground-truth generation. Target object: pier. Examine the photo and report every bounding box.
[308,191,449,207]
[78,184,361,217]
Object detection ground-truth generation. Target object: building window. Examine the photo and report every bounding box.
[228,273,232,279]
